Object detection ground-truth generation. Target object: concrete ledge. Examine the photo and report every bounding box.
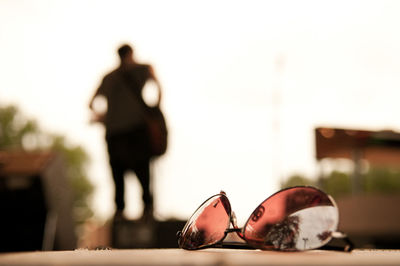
[0,249,400,266]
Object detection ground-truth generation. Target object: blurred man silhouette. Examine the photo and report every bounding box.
[89,44,162,221]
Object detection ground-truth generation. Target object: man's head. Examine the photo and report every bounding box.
[118,44,134,64]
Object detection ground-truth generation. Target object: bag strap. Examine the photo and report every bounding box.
[117,65,162,111]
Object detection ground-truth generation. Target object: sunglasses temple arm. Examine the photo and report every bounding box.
[213,242,256,250]
[320,232,354,252]
[215,228,254,250]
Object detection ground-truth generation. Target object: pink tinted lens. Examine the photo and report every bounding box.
[179,194,231,249]
[243,187,338,251]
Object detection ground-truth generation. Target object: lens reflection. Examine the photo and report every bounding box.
[243,187,338,251]
[179,194,231,249]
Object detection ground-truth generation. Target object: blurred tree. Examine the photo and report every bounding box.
[282,167,400,198]
[364,167,400,194]
[319,171,352,198]
[0,105,39,149]
[0,104,93,225]
[280,174,314,188]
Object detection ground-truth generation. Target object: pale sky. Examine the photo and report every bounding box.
[1,0,400,224]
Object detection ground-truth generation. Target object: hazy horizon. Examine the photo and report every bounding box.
[1,0,400,224]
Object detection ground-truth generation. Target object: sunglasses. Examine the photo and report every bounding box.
[177,186,353,251]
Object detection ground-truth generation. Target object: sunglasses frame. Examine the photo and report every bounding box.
[177,186,354,252]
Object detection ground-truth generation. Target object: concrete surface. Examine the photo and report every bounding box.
[0,249,399,265]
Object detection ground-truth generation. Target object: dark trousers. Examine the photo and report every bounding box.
[106,126,153,214]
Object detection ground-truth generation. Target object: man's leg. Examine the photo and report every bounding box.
[135,160,153,219]
[110,160,126,214]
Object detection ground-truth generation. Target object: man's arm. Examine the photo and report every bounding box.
[88,77,107,123]
[148,65,162,107]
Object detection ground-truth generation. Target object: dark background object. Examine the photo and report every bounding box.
[112,219,186,249]
[0,175,47,251]
[0,151,76,252]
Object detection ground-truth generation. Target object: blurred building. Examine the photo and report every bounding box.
[315,128,400,165]
[315,127,400,248]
